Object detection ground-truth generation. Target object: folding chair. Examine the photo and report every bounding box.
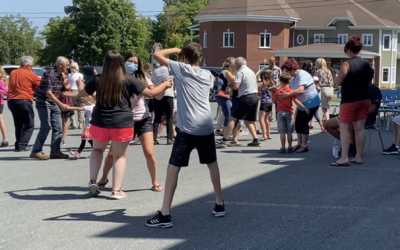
[378,90,397,130]
[365,125,385,156]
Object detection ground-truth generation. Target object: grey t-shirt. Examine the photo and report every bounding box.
[168,59,214,135]
[235,66,258,97]
[151,66,174,97]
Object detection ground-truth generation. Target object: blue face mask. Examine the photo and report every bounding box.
[125,62,138,74]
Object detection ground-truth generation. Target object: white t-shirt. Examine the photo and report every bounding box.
[235,66,258,97]
[84,104,95,128]
[67,73,84,90]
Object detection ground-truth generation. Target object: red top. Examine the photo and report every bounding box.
[7,67,41,103]
[273,86,296,114]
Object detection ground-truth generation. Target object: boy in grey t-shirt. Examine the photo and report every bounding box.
[145,43,225,228]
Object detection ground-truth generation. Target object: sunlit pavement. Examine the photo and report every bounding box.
[1,101,399,250]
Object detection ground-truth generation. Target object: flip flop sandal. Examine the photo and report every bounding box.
[350,159,363,164]
[151,185,163,192]
[98,179,109,191]
[331,161,350,167]
[259,137,268,141]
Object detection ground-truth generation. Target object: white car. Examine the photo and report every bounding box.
[1,65,46,80]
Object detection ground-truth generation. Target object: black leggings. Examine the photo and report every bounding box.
[153,96,174,141]
[295,106,319,134]
[78,140,93,153]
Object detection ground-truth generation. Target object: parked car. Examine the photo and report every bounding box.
[202,66,223,102]
[79,66,103,82]
[1,65,46,79]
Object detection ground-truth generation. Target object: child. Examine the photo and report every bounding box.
[146,43,224,228]
[69,96,96,158]
[257,70,275,141]
[272,73,309,154]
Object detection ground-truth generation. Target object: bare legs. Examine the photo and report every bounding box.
[61,117,68,142]
[0,114,8,143]
[336,123,353,164]
[259,111,271,140]
[160,162,223,216]
[90,139,129,194]
[280,133,293,149]
[353,119,366,163]
[322,107,330,122]
[99,132,161,190]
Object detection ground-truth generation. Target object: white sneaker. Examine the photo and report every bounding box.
[111,190,126,200]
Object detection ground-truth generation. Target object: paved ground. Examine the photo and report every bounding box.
[1,101,400,250]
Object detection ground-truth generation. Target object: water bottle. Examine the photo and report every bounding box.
[333,139,339,158]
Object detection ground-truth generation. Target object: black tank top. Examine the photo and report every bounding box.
[341,56,371,104]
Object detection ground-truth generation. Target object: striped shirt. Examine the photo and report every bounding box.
[35,69,65,107]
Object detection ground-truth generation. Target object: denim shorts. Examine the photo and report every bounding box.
[277,111,294,134]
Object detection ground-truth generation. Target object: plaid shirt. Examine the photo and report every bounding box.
[269,65,282,84]
[35,69,65,107]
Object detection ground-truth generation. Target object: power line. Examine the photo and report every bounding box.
[0,0,391,19]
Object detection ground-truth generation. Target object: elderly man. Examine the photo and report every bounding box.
[7,56,41,152]
[30,56,76,160]
[218,57,260,147]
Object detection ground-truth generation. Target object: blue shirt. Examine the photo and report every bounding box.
[289,70,321,109]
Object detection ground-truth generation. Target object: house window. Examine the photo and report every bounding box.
[297,34,304,45]
[392,67,396,83]
[338,34,348,45]
[362,34,373,46]
[259,32,271,48]
[383,34,391,50]
[223,31,234,48]
[382,67,389,82]
[314,34,324,43]
[203,32,207,48]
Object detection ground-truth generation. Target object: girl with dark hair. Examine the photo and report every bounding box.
[257,70,275,140]
[77,50,172,199]
[331,35,370,166]
[98,53,167,193]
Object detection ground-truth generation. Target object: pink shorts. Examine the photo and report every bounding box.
[90,125,134,143]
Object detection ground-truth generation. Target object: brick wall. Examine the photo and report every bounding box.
[200,21,291,72]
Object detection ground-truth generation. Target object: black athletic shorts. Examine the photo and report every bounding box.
[169,128,217,167]
[134,117,153,138]
[0,104,3,114]
[259,102,273,112]
[231,93,258,122]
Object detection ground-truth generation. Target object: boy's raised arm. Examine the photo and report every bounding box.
[153,48,181,68]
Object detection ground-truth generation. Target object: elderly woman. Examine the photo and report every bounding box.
[67,62,84,129]
[331,36,371,166]
[279,59,321,153]
[314,58,334,122]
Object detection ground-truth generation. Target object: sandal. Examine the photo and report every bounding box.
[98,179,109,191]
[296,146,309,153]
[350,159,363,165]
[293,145,301,151]
[331,161,350,167]
[151,185,163,192]
[259,137,268,141]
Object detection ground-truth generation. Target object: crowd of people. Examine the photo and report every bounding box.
[0,35,399,228]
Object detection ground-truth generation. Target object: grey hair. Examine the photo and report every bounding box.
[20,56,34,67]
[71,62,79,72]
[55,56,68,66]
[235,57,247,66]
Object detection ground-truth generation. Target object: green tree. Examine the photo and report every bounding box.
[152,0,212,49]
[64,0,151,65]
[38,17,75,66]
[0,15,43,65]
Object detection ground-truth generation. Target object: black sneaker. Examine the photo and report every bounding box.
[213,200,225,217]
[247,140,261,147]
[383,144,400,155]
[279,148,286,154]
[287,147,294,153]
[145,211,173,228]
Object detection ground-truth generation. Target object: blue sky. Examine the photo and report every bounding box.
[1,0,164,31]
